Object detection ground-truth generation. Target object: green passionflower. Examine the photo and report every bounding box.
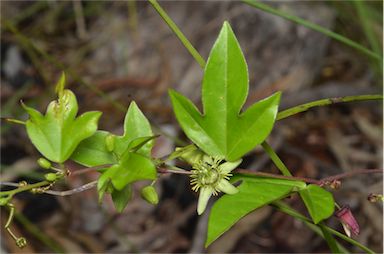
[190,156,242,215]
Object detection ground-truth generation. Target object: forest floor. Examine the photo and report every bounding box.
[1,1,383,253]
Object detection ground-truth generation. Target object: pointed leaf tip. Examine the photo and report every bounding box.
[55,72,66,96]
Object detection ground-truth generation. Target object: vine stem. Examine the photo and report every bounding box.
[157,168,192,175]
[0,180,51,197]
[261,141,291,176]
[277,94,383,120]
[234,168,383,185]
[148,0,206,68]
[44,181,97,196]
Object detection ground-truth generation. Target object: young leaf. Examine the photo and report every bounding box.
[169,22,281,161]
[206,175,306,247]
[127,135,159,153]
[71,131,117,167]
[101,152,157,191]
[114,101,154,157]
[71,101,154,166]
[97,173,113,203]
[299,184,335,224]
[22,89,101,163]
[111,184,133,212]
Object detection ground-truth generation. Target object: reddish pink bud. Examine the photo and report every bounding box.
[335,205,360,237]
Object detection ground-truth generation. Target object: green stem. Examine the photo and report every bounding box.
[148,0,206,68]
[325,225,375,254]
[261,141,292,176]
[242,0,381,61]
[277,94,383,120]
[0,181,50,197]
[5,118,26,125]
[320,222,341,253]
[273,201,375,254]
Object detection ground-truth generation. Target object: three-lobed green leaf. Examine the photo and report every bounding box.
[206,175,306,246]
[169,22,281,161]
[23,75,101,163]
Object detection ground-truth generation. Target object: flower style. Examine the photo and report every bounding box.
[190,156,242,215]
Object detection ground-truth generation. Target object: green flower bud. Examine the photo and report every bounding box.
[105,134,116,152]
[140,186,159,205]
[44,173,57,182]
[177,145,205,166]
[37,158,51,169]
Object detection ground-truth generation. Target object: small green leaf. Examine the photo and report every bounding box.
[99,152,156,191]
[71,131,117,167]
[71,101,154,167]
[169,22,281,161]
[111,184,133,212]
[206,175,305,247]
[127,135,159,153]
[23,88,101,163]
[55,72,66,97]
[114,101,154,157]
[299,184,335,224]
[97,171,114,203]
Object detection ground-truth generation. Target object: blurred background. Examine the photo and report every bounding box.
[0,1,382,253]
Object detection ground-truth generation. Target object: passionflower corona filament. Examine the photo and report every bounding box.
[190,155,242,215]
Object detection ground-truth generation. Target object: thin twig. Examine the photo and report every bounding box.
[44,181,97,196]
[0,180,51,197]
[157,168,192,175]
[0,182,20,187]
[320,169,383,184]
[234,168,383,186]
[234,169,319,184]
[148,0,206,68]
[277,94,383,120]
